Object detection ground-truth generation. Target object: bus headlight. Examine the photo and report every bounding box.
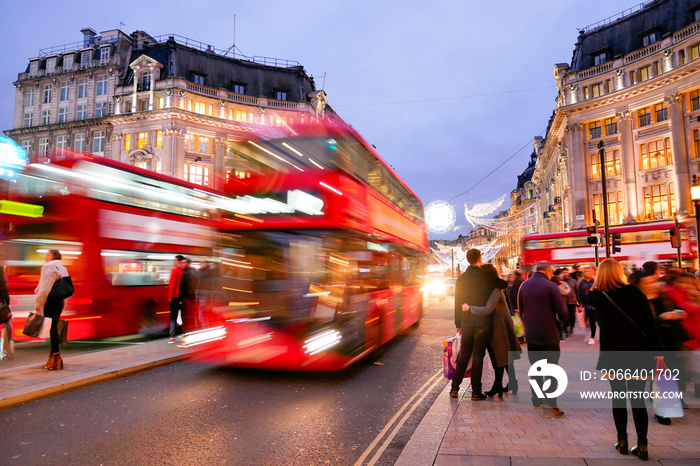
[303,330,341,355]
[179,326,227,348]
[429,279,446,295]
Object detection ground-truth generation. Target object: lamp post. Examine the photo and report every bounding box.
[692,175,700,270]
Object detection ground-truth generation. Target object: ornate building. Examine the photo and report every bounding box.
[5,28,329,189]
[539,0,700,232]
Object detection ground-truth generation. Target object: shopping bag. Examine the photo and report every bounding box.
[0,322,14,359]
[57,320,69,345]
[47,276,74,302]
[653,357,684,418]
[576,307,588,330]
[22,312,45,338]
[0,302,12,325]
[451,332,461,368]
[512,315,524,337]
[443,337,457,379]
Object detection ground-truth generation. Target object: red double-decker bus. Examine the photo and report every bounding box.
[2,151,224,341]
[190,121,429,370]
[520,221,696,269]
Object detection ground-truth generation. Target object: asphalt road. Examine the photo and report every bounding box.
[0,298,456,466]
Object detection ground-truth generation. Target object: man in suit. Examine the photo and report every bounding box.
[518,261,568,417]
[450,248,496,400]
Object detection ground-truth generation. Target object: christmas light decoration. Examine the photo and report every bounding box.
[425,200,456,234]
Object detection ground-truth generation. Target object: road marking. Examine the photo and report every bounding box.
[354,369,443,466]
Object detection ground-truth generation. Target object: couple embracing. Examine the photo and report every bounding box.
[450,248,522,400]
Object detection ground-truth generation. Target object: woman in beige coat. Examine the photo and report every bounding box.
[463,264,522,397]
[35,249,69,370]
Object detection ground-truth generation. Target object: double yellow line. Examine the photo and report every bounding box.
[354,369,445,466]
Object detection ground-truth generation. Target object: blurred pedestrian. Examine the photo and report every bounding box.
[464,263,522,397]
[180,258,199,332]
[451,249,497,401]
[551,269,570,341]
[588,259,660,461]
[571,264,582,281]
[561,268,579,337]
[34,250,70,370]
[197,260,218,328]
[518,261,567,417]
[507,270,524,316]
[579,265,597,345]
[168,254,186,343]
[0,259,13,360]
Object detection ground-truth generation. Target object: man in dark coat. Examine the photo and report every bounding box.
[518,261,568,416]
[507,270,524,316]
[179,258,199,333]
[450,248,497,400]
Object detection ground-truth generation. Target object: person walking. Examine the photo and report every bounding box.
[561,268,579,337]
[464,263,522,397]
[179,258,199,332]
[507,270,524,316]
[168,255,186,344]
[588,259,660,461]
[34,250,70,370]
[578,265,597,345]
[518,261,567,417]
[0,259,13,360]
[551,269,570,341]
[451,249,497,400]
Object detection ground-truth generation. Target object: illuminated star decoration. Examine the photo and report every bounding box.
[425,200,456,234]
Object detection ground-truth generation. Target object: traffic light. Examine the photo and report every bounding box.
[587,235,600,245]
[669,225,680,248]
[586,225,596,235]
[611,232,622,254]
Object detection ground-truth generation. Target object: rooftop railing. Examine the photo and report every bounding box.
[579,1,662,35]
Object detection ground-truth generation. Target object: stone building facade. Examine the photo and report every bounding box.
[6,28,329,189]
[539,0,700,232]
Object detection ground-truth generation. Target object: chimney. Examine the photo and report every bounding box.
[81,27,97,47]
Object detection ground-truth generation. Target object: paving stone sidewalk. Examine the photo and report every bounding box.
[0,339,188,409]
[399,333,700,465]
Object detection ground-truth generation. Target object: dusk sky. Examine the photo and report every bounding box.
[0,0,639,239]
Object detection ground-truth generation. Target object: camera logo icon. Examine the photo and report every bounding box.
[528,359,568,399]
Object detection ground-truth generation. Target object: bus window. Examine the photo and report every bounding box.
[101,250,210,286]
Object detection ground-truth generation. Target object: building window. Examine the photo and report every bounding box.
[100,47,110,63]
[78,79,88,99]
[21,140,32,154]
[155,131,163,148]
[589,150,621,179]
[124,134,132,151]
[46,57,56,74]
[29,61,39,75]
[141,73,151,92]
[23,113,33,128]
[639,66,651,82]
[691,43,700,61]
[233,84,245,94]
[644,184,673,220]
[81,50,91,68]
[157,97,165,109]
[58,107,68,123]
[593,191,623,226]
[593,52,608,66]
[139,100,148,111]
[93,131,105,153]
[604,117,617,135]
[74,133,85,151]
[637,107,651,127]
[59,82,70,102]
[640,137,672,170]
[588,121,602,139]
[154,161,161,173]
[41,110,50,125]
[690,90,700,111]
[183,163,210,186]
[38,138,49,156]
[63,54,74,71]
[56,135,68,150]
[43,85,52,104]
[137,132,149,149]
[192,74,205,85]
[184,134,195,151]
[276,91,287,101]
[95,102,109,118]
[77,104,87,121]
[235,109,248,122]
[654,102,668,122]
[24,88,35,107]
[134,161,148,169]
[642,32,658,47]
[96,76,108,96]
[694,129,700,158]
[195,101,206,114]
[198,136,210,153]
[591,83,603,98]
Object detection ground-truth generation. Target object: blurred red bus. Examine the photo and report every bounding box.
[2,151,223,341]
[520,221,696,269]
[190,121,429,370]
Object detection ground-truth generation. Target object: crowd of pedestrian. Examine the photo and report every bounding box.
[451,251,700,461]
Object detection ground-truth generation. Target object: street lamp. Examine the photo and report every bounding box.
[692,175,700,269]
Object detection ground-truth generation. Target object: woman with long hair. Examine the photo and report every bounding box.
[462,264,522,397]
[588,259,660,461]
[34,249,69,370]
